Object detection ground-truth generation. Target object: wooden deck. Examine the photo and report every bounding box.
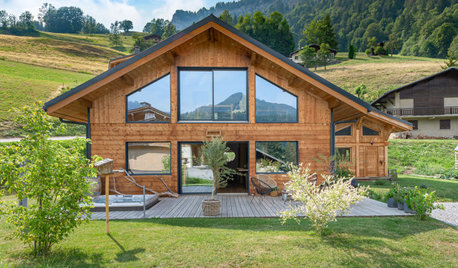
[90,195,409,220]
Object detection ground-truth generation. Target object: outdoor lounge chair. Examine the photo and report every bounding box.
[250,177,275,204]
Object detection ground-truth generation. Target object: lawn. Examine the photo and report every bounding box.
[314,53,443,102]
[360,175,458,202]
[0,217,456,267]
[0,59,93,136]
[388,139,458,176]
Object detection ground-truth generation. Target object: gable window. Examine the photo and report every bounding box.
[126,74,171,123]
[336,126,352,136]
[179,68,248,121]
[255,75,298,123]
[408,120,418,130]
[255,141,298,173]
[363,126,379,136]
[440,119,450,129]
[127,142,171,175]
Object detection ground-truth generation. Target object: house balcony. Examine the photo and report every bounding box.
[385,106,458,117]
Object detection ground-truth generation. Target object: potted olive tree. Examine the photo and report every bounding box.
[201,136,237,216]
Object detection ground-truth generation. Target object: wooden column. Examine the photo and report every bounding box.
[105,174,110,234]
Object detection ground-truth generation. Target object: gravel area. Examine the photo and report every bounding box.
[431,202,458,227]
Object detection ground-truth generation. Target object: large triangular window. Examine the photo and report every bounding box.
[126,74,171,123]
[255,75,298,123]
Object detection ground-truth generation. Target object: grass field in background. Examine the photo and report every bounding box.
[388,139,458,176]
[360,175,458,202]
[0,217,456,267]
[315,53,443,102]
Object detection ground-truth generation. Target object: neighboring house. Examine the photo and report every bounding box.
[372,67,458,139]
[289,44,337,64]
[44,15,411,195]
[144,34,161,43]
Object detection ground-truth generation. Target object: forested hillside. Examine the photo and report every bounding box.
[172,0,457,57]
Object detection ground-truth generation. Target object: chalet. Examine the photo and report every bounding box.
[372,68,458,139]
[44,15,411,195]
[289,45,337,64]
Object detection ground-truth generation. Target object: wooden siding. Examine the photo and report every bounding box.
[91,30,331,194]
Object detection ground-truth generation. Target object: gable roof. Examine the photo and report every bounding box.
[372,67,458,105]
[44,14,411,130]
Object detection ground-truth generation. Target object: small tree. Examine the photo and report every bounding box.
[280,164,367,235]
[201,137,236,200]
[0,102,97,255]
[119,19,133,33]
[109,21,122,47]
[317,43,332,70]
[299,46,317,69]
[348,44,356,59]
[385,34,401,56]
[354,83,368,101]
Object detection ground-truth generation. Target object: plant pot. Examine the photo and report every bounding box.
[387,198,397,208]
[404,203,415,214]
[397,202,404,210]
[202,199,221,216]
[282,190,292,201]
[271,191,278,197]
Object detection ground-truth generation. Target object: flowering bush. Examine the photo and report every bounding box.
[280,163,367,234]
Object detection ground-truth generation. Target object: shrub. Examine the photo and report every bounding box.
[405,187,444,220]
[374,46,387,55]
[365,48,372,55]
[280,163,367,235]
[348,44,356,59]
[374,179,386,185]
[0,102,97,255]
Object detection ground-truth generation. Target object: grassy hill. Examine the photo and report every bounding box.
[314,52,444,102]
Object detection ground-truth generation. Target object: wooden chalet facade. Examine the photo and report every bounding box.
[44,15,411,195]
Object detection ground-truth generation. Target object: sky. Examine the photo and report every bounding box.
[0,0,226,31]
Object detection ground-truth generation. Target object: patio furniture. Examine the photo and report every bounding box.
[250,177,275,203]
[257,174,278,188]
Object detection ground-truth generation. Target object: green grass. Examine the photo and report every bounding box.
[185,177,213,186]
[0,216,456,267]
[0,59,93,136]
[361,175,458,202]
[388,139,458,176]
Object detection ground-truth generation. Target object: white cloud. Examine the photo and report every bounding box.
[150,0,205,21]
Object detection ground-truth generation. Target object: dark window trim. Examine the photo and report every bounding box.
[177,67,249,122]
[125,72,171,123]
[440,119,451,130]
[126,141,172,175]
[177,141,251,194]
[362,126,379,136]
[255,73,299,123]
[255,141,299,174]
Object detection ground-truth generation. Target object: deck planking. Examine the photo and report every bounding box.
[90,195,409,220]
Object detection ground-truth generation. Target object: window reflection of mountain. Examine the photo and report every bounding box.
[127,102,171,122]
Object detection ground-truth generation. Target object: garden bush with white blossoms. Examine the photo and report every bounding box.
[280,163,368,235]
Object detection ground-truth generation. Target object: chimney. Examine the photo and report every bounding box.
[134,46,140,54]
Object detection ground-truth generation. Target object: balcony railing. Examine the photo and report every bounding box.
[385,106,458,116]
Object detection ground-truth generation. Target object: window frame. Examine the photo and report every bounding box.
[177,67,249,123]
[255,141,299,174]
[125,73,171,124]
[125,141,172,175]
[440,119,451,130]
[255,73,299,123]
[362,126,379,136]
[335,126,352,136]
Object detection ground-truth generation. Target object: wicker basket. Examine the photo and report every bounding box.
[202,199,221,216]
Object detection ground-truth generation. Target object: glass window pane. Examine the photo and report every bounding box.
[255,75,297,123]
[180,143,213,193]
[255,141,298,173]
[127,142,171,174]
[127,74,170,122]
[214,70,247,121]
[336,126,351,136]
[362,126,379,136]
[179,71,213,120]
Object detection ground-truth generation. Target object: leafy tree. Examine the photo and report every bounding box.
[317,43,332,70]
[385,34,401,56]
[43,6,83,33]
[162,22,177,39]
[0,10,7,28]
[143,18,166,35]
[219,10,234,25]
[81,15,97,34]
[354,83,368,101]
[109,21,122,47]
[119,20,133,33]
[431,22,457,58]
[0,102,97,255]
[299,46,317,69]
[18,11,34,30]
[442,37,457,69]
[131,32,155,52]
[302,13,338,49]
[348,44,356,59]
